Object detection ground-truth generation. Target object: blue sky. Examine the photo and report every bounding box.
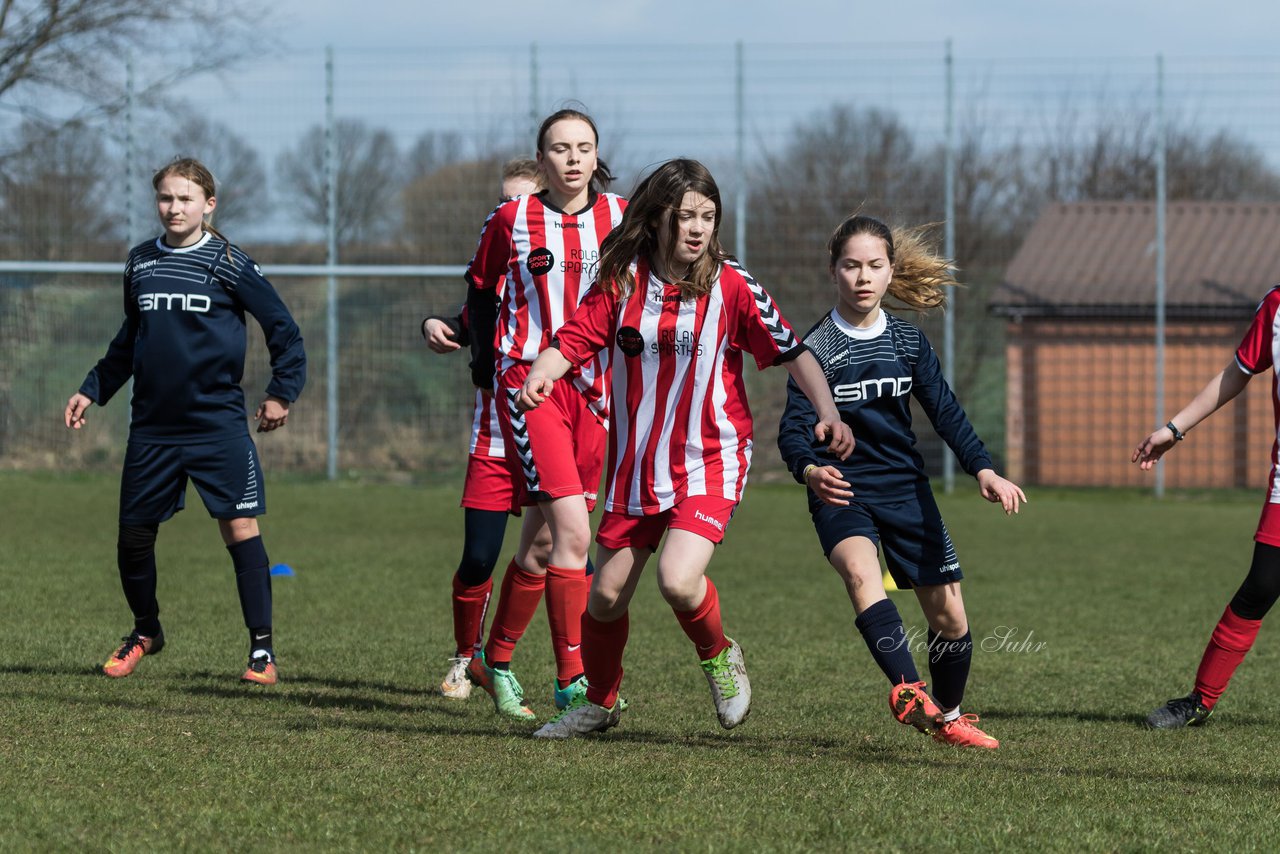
[267,0,1279,58]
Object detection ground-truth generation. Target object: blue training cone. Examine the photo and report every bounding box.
[270,563,295,577]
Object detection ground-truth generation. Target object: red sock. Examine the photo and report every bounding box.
[545,564,590,684]
[1194,605,1263,708]
[484,561,545,665]
[673,576,729,661]
[583,610,629,708]
[451,574,492,657]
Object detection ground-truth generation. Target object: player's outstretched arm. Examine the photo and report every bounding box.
[1131,359,1252,470]
[517,346,574,411]
[976,468,1026,516]
[782,350,854,460]
[65,393,93,429]
[254,396,290,432]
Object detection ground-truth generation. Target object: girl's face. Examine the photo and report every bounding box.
[832,232,893,327]
[155,174,215,247]
[654,190,716,277]
[537,118,598,202]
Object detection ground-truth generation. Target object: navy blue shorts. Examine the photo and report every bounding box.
[119,437,266,525]
[809,484,962,589]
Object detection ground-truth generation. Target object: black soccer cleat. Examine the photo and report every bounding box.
[1145,692,1213,729]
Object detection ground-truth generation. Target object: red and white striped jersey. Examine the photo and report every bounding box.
[469,390,505,458]
[465,191,626,421]
[1235,285,1280,503]
[554,257,802,515]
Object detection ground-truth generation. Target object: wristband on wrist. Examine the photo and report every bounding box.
[1166,421,1186,442]
[802,464,818,481]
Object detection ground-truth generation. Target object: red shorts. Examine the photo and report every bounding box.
[460,453,520,514]
[1255,497,1280,547]
[596,494,738,551]
[498,362,606,510]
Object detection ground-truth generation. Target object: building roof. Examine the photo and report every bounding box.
[994,201,1280,318]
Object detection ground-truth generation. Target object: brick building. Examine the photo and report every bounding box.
[993,201,1280,489]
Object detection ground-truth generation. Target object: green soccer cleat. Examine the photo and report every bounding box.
[700,638,751,729]
[553,675,588,710]
[467,654,535,721]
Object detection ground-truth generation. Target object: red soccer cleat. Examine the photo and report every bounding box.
[933,714,999,749]
[889,681,944,734]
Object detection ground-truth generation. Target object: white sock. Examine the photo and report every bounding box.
[943,707,962,723]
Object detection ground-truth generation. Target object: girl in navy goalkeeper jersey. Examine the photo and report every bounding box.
[778,214,1024,749]
[65,157,306,686]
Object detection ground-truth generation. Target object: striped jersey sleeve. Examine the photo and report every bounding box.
[1236,285,1280,375]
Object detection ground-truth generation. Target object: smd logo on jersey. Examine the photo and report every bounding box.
[832,376,913,403]
[138,292,211,313]
[527,247,554,277]
[616,326,644,358]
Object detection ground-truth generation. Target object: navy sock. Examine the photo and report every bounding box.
[118,523,161,637]
[854,598,920,685]
[228,536,272,651]
[927,628,972,712]
[457,508,509,587]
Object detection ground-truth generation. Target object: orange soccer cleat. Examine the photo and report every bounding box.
[889,681,943,734]
[102,630,165,678]
[241,652,278,685]
[933,714,999,749]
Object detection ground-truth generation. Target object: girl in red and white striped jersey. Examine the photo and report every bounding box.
[516,159,853,738]
[463,109,627,720]
[421,159,546,702]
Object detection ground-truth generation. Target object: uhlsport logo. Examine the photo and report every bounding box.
[236,500,260,510]
[527,247,554,277]
[616,326,644,358]
[138,292,211,313]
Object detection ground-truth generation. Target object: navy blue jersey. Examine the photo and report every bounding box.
[80,233,306,444]
[778,309,991,502]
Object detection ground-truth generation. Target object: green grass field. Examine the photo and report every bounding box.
[3,471,1280,851]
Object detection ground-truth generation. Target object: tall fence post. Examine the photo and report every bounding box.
[325,46,340,481]
[942,39,957,494]
[1155,53,1168,499]
[735,40,747,264]
[530,42,540,140]
[125,54,138,247]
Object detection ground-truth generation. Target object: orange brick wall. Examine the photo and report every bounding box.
[1005,319,1275,488]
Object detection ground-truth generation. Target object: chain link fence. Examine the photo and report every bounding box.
[4,44,1280,487]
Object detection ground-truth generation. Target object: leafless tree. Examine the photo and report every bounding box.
[0,0,266,126]
[405,131,467,181]
[0,119,117,259]
[275,119,402,247]
[399,156,508,264]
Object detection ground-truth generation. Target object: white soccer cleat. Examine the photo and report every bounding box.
[440,655,473,700]
[700,638,751,729]
[531,697,622,739]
